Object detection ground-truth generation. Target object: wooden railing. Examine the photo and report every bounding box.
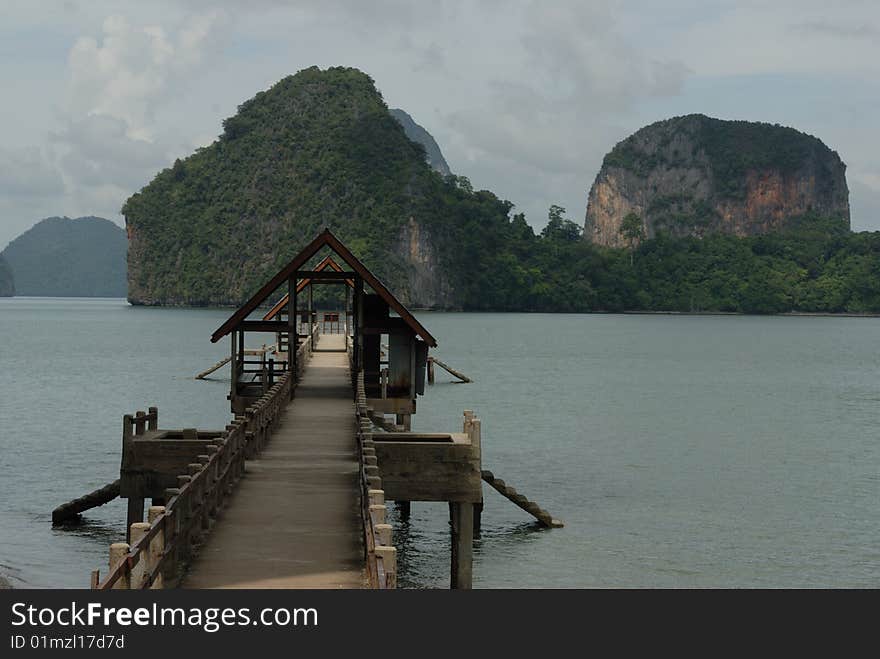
[92,372,293,589]
[355,370,397,588]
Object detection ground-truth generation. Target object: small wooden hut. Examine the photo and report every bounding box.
[210,229,437,428]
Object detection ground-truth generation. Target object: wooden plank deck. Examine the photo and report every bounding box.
[182,334,366,588]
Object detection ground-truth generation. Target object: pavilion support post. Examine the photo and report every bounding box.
[288,276,296,396]
[230,333,237,400]
[354,276,363,372]
[308,283,314,353]
[238,330,244,374]
[293,283,299,377]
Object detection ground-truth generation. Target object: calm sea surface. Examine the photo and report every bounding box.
[1,298,878,588]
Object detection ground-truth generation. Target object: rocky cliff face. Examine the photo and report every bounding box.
[585,114,850,247]
[395,217,454,307]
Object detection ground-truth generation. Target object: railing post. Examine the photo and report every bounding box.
[375,523,392,547]
[375,546,397,588]
[163,488,180,583]
[176,476,192,561]
[108,543,130,590]
[129,522,151,589]
[147,506,165,589]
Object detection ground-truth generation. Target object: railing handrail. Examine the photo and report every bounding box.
[355,369,396,589]
[95,371,294,589]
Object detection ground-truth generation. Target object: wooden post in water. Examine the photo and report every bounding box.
[125,433,144,542]
[450,502,474,590]
[427,358,435,385]
[469,415,483,536]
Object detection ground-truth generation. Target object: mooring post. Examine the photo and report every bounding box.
[147,406,158,431]
[427,357,435,385]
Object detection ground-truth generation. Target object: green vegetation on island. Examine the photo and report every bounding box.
[123,66,877,315]
[477,210,880,314]
[0,254,14,296]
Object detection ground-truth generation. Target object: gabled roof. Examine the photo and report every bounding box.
[262,256,353,321]
[210,228,437,347]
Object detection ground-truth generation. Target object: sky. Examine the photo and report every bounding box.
[1,0,879,249]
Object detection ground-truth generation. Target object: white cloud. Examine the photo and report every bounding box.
[0,8,230,239]
[66,11,227,140]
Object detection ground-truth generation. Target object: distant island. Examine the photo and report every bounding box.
[0,254,13,297]
[120,66,879,314]
[1,216,126,297]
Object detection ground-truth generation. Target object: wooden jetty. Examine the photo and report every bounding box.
[55,229,560,590]
[183,335,365,588]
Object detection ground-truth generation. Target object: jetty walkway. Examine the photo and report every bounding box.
[182,335,365,588]
[74,231,557,591]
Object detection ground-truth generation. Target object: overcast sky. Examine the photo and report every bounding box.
[1,0,879,248]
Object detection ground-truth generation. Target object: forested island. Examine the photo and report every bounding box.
[119,66,877,314]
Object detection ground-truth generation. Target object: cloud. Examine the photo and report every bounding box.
[51,114,171,189]
[66,11,228,140]
[849,179,880,231]
[0,147,65,198]
[442,0,688,220]
[792,20,879,40]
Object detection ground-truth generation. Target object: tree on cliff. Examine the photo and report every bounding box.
[620,212,645,265]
